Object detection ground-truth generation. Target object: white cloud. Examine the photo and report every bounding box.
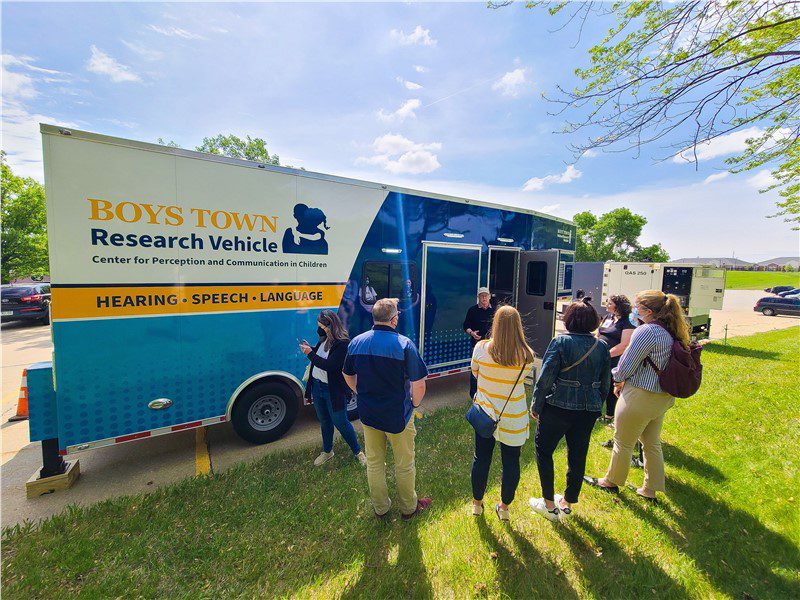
[522,164,582,191]
[102,118,138,129]
[1,62,37,99]
[356,134,442,175]
[1,101,80,180]
[395,76,422,90]
[581,149,599,158]
[492,68,529,98]
[390,25,437,47]
[2,54,62,75]
[747,168,777,189]
[703,172,729,185]
[86,46,141,82]
[413,65,429,73]
[147,24,206,40]
[539,203,561,213]
[673,126,765,163]
[377,98,421,122]
[122,40,164,61]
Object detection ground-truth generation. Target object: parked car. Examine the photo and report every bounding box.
[766,285,795,294]
[0,284,52,325]
[777,288,800,297]
[754,296,800,317]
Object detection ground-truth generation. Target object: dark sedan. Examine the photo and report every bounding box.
[754,296,800,317]
[1,284,52,325]
[765,285,796,294]
[777,288,800,297]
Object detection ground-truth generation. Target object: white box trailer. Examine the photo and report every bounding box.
[24,125,576,482]
[571,261,725,339]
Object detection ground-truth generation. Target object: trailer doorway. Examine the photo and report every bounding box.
[420,242,481,370]
[488,247,520,308]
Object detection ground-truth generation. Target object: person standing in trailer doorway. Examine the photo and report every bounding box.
[463,287,496,399]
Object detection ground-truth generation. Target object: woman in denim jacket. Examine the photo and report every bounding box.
[528,298,610,521]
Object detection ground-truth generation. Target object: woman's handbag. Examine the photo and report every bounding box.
[466,365,527,439]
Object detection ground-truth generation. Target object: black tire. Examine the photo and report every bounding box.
[346,394,359,422]
[231,380,299,444]
[39,304,51,326]
[762,307,776,316]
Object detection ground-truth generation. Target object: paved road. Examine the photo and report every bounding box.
[1,290,796,527]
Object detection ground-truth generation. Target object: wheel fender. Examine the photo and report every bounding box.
[226,371,304,421]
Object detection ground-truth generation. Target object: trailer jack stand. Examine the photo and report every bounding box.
[26,438,80,499]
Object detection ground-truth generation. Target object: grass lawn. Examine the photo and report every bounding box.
[3,329,799,599]
[725,270,800,290]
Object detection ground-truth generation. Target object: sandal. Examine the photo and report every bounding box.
[583,476,619,493]
[495,503,510,522]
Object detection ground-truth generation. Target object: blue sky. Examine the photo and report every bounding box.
[3,2,798,261]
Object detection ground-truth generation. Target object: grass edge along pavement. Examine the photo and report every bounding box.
[2,328,799,599]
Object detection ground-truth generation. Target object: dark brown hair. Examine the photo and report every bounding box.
[608,294,632,320]
[563,297,601,334]
[317,310,350,351]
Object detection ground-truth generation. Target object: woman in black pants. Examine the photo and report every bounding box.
[528,298,610,521]
[597,295,635,430]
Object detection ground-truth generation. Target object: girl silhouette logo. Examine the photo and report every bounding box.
[282,203,330,255]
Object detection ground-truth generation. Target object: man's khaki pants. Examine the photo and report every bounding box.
[363,419,418,516]
[605,384,675,492]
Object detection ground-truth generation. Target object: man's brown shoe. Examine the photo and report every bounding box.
[402,497,433,521]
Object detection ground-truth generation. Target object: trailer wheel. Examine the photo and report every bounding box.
[762,307,775,316]
[231,380,299,444]
[346,394,359,422]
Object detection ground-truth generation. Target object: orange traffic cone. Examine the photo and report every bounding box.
[9,369,29,422]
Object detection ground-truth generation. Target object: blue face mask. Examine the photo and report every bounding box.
[630,307,641,325]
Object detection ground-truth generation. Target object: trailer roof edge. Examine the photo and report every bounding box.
[40,124,575,227]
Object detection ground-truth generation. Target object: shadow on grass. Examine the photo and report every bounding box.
[662,442,726,483]
[554,517,692,598]
[702,343,781,361]
[475,517,579,600]
[617,478,800,598]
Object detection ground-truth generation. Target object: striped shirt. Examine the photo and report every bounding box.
[612,323,672,393]
[470,341,533,446]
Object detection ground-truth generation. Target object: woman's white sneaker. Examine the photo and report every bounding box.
[313,451,334,466]
[529,497,560,522]
[555,494,572,519]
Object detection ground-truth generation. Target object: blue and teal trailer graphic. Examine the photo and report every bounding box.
[27,125,574,472]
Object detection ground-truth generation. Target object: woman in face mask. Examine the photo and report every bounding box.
[300,310,367,467]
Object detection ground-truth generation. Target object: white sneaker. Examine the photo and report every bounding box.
[356,451,367,467]
[495,503,510,521]
[529,497,560,522]
[555,494,572,519]
[471,502,484,516]
[313,451,334,466]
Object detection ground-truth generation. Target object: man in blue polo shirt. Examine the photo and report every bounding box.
[343,297,432,520]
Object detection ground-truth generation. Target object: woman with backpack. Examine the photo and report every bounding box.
[528,298,611,522]
[584,290,691,501]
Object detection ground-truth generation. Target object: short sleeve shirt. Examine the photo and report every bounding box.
[343,325,428,433]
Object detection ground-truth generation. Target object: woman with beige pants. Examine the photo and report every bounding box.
[585,290,690,501]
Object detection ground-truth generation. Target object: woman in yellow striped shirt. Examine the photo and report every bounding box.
[470,305,534,521]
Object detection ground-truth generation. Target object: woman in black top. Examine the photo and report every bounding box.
[299,310,366,467]
[596,295,636,423]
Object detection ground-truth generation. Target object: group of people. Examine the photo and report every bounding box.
[298,285,691,522]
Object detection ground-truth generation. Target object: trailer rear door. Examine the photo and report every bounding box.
[517,250,559,358]
[420,243,481,371]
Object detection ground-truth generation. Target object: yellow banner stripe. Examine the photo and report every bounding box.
[51,284,345,320]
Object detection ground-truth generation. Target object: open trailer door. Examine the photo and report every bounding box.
[517,250,559,358]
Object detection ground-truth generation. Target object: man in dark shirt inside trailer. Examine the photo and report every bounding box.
[463,287,496,398]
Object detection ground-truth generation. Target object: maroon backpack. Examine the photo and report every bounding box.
[644,324,703,398]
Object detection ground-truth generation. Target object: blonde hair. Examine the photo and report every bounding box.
[372,298,399,323]
[636,290,691,349]
[486,305,535,366]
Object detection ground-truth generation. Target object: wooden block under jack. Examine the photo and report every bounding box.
[26,460,80,499]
